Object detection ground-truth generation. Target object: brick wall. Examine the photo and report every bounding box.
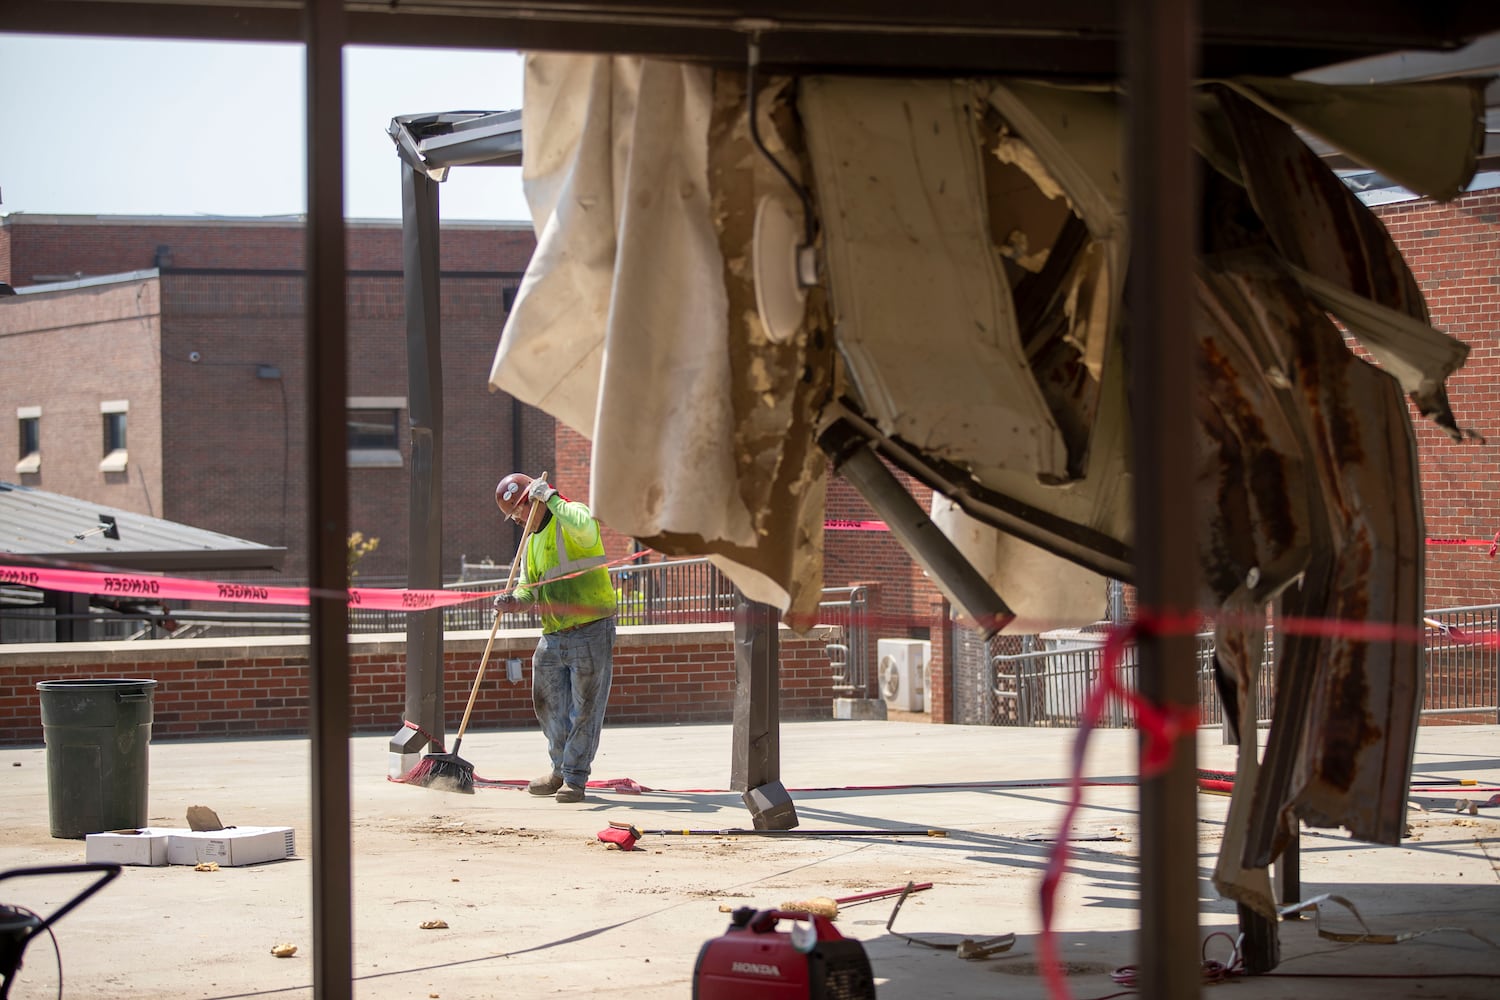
[0,624,842,746]
[1375,191,1500,609]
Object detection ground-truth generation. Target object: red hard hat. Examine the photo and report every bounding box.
[495,472,533,521]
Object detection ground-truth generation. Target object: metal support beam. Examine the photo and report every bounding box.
[1275,827,1302,914]
[304,2,353,998]
[396,160,446,766]
[1125,2,1202,999]
[819,418,1014,638]
[730,594,798,830]
[45,591,89,642]
[3,3,1495,80]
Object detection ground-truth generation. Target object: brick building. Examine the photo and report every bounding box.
[3,190,1498,626]
[0,214,553,585]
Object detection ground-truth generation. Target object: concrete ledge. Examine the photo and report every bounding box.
[1,621,848,745]
[833,697,888,720]
[0,620,842,666]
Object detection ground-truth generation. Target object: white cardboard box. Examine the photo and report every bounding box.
[166,827,296,867]
[85,828,177,866]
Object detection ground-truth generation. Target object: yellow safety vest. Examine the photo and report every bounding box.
[515,497,616,633]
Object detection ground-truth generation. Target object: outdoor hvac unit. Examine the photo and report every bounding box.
[878,639,929,712]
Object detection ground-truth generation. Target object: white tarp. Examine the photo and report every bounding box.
[491,56,754,549]
[491,54,829,616]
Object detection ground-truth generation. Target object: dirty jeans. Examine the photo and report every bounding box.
[532,616,616,788]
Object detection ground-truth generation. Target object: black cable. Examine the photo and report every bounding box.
[745,32,818,250]
[0,903,64,1000]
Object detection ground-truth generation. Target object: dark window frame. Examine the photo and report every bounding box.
[103,411,127,455]
[19,415,39,459]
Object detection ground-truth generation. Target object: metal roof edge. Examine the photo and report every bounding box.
[13,269,160,294]
[1,213,531,230]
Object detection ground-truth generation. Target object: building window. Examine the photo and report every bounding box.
[16,406,40,474]
[347,396,404,468]
[101,399,129,472]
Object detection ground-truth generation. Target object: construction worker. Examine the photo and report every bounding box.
[493,473,618,803]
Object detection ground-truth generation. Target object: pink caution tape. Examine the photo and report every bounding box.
[0,564,488,611]
[1038,613,1201,1000]
[823,518,889,531]
[1,549,654,614]
[1424,531,1500,558]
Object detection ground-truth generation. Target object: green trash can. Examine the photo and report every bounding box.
[36,678,157,839]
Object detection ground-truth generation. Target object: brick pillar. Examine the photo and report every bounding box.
[849,580,882,699]
[927,595,954,723]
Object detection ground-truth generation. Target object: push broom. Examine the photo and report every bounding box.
[406,473,547,793]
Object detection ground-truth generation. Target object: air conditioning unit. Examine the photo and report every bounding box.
[878,638,929,712]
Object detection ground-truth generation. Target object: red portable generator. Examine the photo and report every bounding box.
[693,907,876,999]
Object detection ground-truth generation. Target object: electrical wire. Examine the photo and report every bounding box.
[745,32,819,250]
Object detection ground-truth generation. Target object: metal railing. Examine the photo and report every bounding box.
[349,558,878,695]
[416,555,741,634]
[1421,604,1500,719]
[819,585,872,697]
[960,606,1499,728]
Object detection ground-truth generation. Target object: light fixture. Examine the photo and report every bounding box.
[73,514,120,541]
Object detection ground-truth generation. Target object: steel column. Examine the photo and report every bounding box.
[730,594,798,830]
[304,1,353,997]
[1125,2,1202,999]
[400,161,446,751]
[819,419,1014,638]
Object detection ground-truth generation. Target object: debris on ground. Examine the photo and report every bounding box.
[188,805,225,831]
[271,943,297,958]
[420,919,449,930]
[957,934,1017,960]
[194,862,219,872]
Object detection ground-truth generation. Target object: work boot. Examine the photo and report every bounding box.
[555,783,586,804]
[528,773,564,796]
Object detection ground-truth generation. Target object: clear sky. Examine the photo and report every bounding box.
[0,34,530,222]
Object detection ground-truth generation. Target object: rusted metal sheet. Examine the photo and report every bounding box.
[1209,85,1475,441]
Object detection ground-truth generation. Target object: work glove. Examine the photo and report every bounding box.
[492,592,519,613]
[526,479,557,505]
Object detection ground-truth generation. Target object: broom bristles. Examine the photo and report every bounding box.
[400,752,475,794]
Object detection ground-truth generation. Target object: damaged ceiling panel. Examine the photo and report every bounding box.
[492,57,1488,627]
[490,57,1491,882]
[799,77,1071,484]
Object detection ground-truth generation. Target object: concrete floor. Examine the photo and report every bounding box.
[2,720,1497,999]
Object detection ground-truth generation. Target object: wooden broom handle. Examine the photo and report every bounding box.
[454,472,549,743]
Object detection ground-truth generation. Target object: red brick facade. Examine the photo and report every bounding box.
[1377,192,1500,609]
[0,215,550,584]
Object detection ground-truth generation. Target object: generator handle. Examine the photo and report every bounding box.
[749,908,846,940]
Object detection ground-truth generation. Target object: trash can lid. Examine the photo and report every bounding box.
[36,678,159,690]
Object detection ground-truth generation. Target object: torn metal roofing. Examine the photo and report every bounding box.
[0,481,286,572]
[387,110,523,181]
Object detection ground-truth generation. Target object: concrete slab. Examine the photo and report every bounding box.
[2,721,1497,999]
